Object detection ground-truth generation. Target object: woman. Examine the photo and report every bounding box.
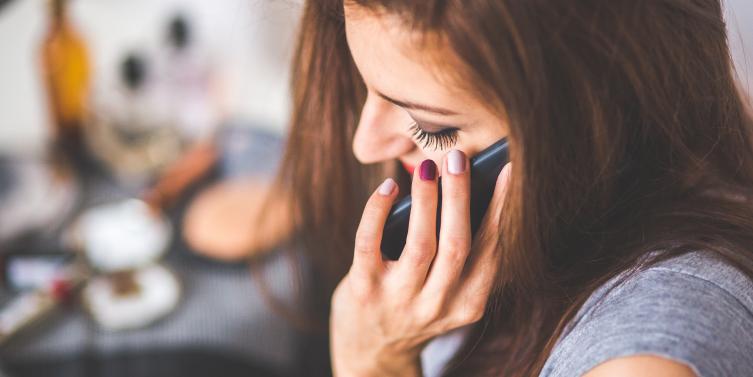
[275,0,753,375]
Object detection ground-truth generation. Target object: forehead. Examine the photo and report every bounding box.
[343,5,476,112]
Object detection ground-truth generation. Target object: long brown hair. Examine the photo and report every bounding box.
[275,0,753,375]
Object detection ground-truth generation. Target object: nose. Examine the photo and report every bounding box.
[352,93,415,164]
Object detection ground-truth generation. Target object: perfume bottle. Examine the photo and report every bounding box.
[40,0,90,156]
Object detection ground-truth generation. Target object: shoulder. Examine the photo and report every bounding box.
[583,355,696,377]
[541,251,753,377]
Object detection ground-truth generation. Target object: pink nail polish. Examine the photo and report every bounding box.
[447,150,466,175]
[419,160,437,181]
[378,178,397,196]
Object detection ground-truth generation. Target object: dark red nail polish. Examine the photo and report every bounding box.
[419,160,437,181]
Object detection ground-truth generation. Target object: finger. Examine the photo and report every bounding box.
[422,149,472,298]
[394,159,439,285]
[450,163,512,322]
[352,178,398,283]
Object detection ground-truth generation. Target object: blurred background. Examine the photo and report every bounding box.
[0,0,750,376]
[0,1,303,376]
[0,0,300,153]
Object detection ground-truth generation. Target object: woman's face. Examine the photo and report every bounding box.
[345,6,508,174]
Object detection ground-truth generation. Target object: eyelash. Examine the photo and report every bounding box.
[409,122,459,151]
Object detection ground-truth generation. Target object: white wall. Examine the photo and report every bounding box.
[0,0,303,154]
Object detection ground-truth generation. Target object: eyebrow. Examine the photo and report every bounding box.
[377,91,458,116]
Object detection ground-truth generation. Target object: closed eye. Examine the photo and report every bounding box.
[409,122,459,151]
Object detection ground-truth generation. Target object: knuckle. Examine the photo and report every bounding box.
[360,205,381,224]
[354,230,378,253]
[446,250,469,271]
[410,234,436,250]
[443,235,470,257]
[454,302,486,325]
[443,180,469,201]
[405,249,434,266]
[383,276,415,303]
[347,276,376,302]
[411,191,438,210]
[415,301,444,326]
[354,241,375,256]
[404,239,436,264]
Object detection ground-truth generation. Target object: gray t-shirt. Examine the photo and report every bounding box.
[421,251,753,377]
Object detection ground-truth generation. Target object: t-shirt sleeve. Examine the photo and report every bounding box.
[541,259,753,377]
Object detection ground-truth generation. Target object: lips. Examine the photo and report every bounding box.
[401,161,415,175]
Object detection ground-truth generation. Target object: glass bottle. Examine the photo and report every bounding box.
[40,0,90,157]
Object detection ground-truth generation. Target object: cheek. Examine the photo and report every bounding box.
[465,119,508,154]
[411,136,471,165]
[434,127,506,161]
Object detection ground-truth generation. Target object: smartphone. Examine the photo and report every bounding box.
[380,138,509,260]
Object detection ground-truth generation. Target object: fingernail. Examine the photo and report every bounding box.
[419,160,437,181]
[447,149,466,175]
[378,178,397,196]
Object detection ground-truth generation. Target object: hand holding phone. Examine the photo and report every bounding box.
[380,138,510,260]
[332,139,510,374]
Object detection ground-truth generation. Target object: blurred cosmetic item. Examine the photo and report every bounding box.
[0,156,78,243]
[1,0,302,154]
[40,0,91,165]
[82,264,180,331]
[74,199,171,272]
[183,178,293,261]
[0,289,57,343]
[85,11,222,202]
[182,127,292,261]
[157,12,222,143]
[70,199,181,331]
[0,261,87,344]
[3,252,73,291]
[140,12,224,209]
[85,51,183,187]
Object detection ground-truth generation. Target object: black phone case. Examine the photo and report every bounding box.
[380,138,510,260]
